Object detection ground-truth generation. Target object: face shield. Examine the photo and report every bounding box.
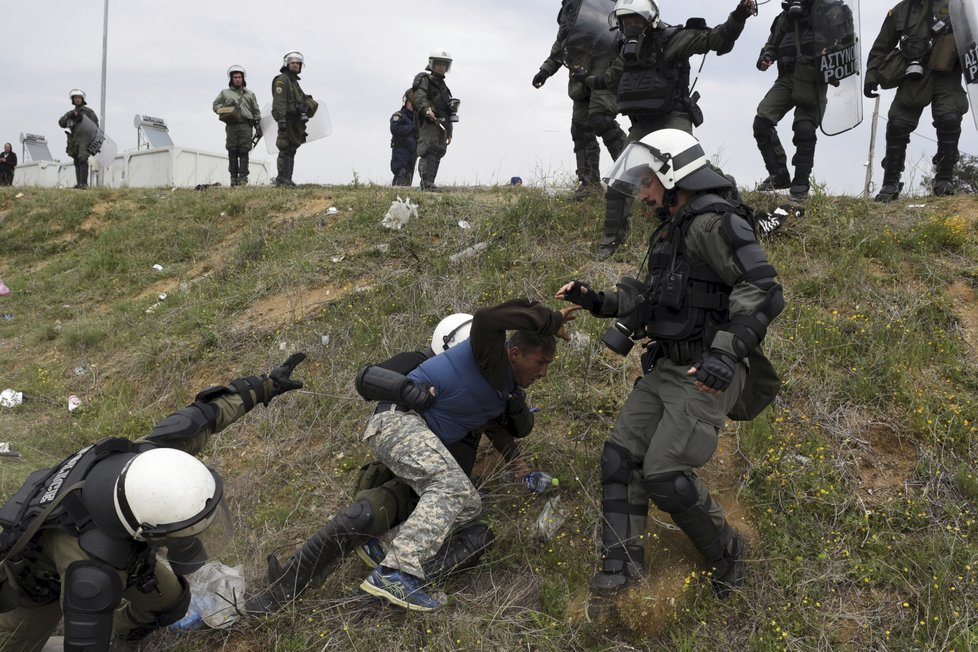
[157,499,234,575]
[602,142,671,196]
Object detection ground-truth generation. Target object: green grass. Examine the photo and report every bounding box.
[1,184,978,650]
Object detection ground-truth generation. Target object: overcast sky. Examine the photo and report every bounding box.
[2,0,976,196]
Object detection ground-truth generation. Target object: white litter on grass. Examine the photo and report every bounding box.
[449,241,490,263]
[68,395,82,412]
[457,220,471,229]
[331,255,344,263]
[381,196,418,230]
[0,389,23,408]
[326,206,339,215]
[279,341,287,351]
[158,293,167,301]
[152,264,164,271]
[0,442,20,458]
[14,193,24,199]
[321,334,330,346]
[0,279,9,296]
[567,330,591,350]
[907,204,927,208]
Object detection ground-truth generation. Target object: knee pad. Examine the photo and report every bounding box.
[588,113,617,138]
[885,119,914,145]
[601,441,637,485]
[335,499,376,534]
[752,115,776,142]
[643,472,697,514]
[63,560,123,649]
[934,112,962,139]
[791,120,817,147]
[570,119,592,146]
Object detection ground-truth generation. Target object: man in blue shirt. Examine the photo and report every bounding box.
[359,298,575,611]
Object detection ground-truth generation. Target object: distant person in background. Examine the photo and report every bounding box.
[864,0,968,201]
[510,176,524,186]
[57,90,99,190]
[414,49,457,192]
[0,144,16,186]
[213,65,262,186]
[272,51,316,188]
[390,89,418,187]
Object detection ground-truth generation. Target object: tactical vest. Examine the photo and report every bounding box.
[617,25,690,117]
[642,194,737,363]
[776,16,818,73]
[413,72,453,120]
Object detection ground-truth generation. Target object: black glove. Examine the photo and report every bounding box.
[732,0,752,20]
[569,67,588,84]
[267,352,306,398]
[532,70,549,88]
[69,110,80,119]
[400,380,435,412]
[756,54,774,71]
[694,351,737,392]
[863,81,879,98]
[564,280,603,312]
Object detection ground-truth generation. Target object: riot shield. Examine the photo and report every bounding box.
[562,0,619,72]
[77,114,117,169]
[814,0,863,135]
[260,101,332,155]
[951,0,978,130]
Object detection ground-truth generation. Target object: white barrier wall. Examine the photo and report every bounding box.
[13,147,272,188]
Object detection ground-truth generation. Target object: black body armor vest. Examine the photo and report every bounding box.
[617,25,690,117]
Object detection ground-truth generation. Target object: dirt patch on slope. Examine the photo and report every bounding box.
[852,424,917,499]
[229,280,374,335]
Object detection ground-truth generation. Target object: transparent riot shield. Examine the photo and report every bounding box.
[77,114,117,169]
[951,0,978,130]
[562,0,619,72]
[814,0,863,135]
[260,100,332,155]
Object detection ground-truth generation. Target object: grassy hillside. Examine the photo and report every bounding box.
[1,183,977,651]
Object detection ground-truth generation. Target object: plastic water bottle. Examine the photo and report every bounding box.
[525,471,559,493]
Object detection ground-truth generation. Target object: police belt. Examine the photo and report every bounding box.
[659,340,708,366]
[374,401,410,415]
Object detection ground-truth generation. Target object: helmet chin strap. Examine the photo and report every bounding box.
[656,187,678,219]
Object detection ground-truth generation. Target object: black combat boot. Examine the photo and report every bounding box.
[597,189,632,258]
[420,155,441,191]
[76,162,89,189]
[932,112,962,197]
[228,152,240,186]
[876,120,912,202]
[788,120,817,202]
[238,151,249,186]
[244,500,376,614]
[753,116,790,190]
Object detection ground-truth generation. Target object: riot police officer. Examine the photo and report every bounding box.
[865,0,968,201]
[556,129,783,609]
[213,65,262,186]
[390,89,419,187]
[272,51,314,187]
[0,355,305,651]
[577,0,757,258]
[413,49,458,192]
[57,90,100,190]
[753,0,822,202]
[533,0,627,201]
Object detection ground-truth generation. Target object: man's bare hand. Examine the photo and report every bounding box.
[556,305,583,341]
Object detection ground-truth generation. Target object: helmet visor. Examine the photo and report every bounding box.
[602,142,670,196]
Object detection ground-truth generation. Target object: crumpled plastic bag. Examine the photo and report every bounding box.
[381,196,418,230]
[181,561,246,629]
[0,389,23,408]
[0,279,10,296]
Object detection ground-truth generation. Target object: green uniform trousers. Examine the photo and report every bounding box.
[609,359,746,539]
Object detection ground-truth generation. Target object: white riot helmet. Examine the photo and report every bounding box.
[68,89,86,102]
[227,65,247,81]
[283,51,304,69]
[428,49,453,73]
[431,313,472,353]
[84,448,223,541]
[603,129,732,196]
[608,0,660,32]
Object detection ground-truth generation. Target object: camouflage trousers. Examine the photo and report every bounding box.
[362,409,482,579]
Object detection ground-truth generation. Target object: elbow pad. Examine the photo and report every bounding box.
[355,365,434,412]
[726,283,785,359]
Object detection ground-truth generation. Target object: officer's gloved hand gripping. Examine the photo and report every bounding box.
[266,352,306,398]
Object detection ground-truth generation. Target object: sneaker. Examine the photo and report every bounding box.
[756,172,791,191]
[359,566,443,612]
[875,182,902,202]
[710,534,748,599]
[755,206,795,238]
[355,537,385,569]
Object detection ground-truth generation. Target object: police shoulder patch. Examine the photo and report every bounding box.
[392,114,401,121]
[276,86,283,94]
